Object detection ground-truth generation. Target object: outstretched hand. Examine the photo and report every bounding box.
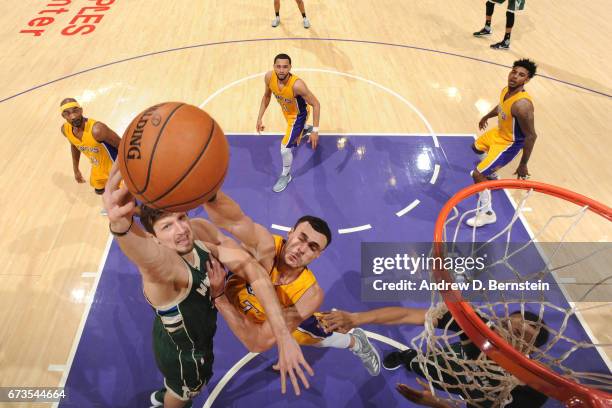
[318,309,355,334]
[102,163,136,228]
[272,335,314,396]
[396,378,451,408]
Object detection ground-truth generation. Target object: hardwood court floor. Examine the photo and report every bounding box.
[0,1,610,405]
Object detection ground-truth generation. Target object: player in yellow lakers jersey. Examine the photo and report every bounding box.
[60,98,120,195]
[256,54,321,192]
[204,192,382,377]
[467,59,539,227]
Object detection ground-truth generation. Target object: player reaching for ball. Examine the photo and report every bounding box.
[102,164,313,407]
[466,59,539,228]
[256,54,321,192]
[203,192,382,377]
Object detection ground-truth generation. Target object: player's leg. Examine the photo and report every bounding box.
[294,314,381,376]
[474,0,497,36]
[468,134,524,227]
[465,129,498,227]
[274,113,306,192]
[294,0,310,28]
[92,168,109,214]
[491,0,524,49]
[151,321,209,408]
[272,0,280,27]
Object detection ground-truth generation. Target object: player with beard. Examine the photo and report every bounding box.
[466,59,539,228]
[102,165,314,407]
[60,98,120,196]
[256,53,321,192]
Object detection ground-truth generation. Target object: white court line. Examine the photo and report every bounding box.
[52,234,114,408]
[396,199,421,217]
[363,330,409,351]
[202,332,408,408]
[48,365,66,372]
[558,277,577,284]
[199,69,439,148]
[81,272,97,278]
[338,224,372,234]
[270,224,291,232]
[429,164,440,184]
[203,352,259,408]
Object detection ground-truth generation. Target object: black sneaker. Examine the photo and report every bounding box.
[490,40,510,50]
[473,27,492,37]
[382,349,417,371]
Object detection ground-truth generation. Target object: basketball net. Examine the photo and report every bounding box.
[410,180,612,408]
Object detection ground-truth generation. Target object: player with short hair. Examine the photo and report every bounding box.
[467,59,538,228]
[102,165,314,407]
[256,53,321,192]
[204,192,382,376]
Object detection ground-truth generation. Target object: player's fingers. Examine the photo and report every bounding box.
[287,366,301,396]
[280,367,287,394]
[300,356,314,377]
[416,377,429,390]
[272,362,280,371]
[293,363,310,391]
[396,384,419,401]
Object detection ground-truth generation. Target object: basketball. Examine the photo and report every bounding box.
[117,102,229,212]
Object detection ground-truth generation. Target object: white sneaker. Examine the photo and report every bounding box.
[466,211,497,227]
[271,16,280,27]
[303,17,311,29]
[351,328,381,376]
[272,174,292,193]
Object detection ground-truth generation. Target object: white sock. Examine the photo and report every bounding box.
[315,332,352,349]
[478,189,493,214]
[280,146,292,176]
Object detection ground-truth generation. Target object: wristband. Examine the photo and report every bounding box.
[311,127,319,132]
[109,217,133,237]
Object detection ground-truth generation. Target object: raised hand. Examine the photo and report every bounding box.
[274,334,314,396]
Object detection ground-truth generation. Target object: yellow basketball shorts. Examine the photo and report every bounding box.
[474,128,524,176]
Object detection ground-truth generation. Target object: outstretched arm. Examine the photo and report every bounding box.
[102,164,183,283]
[203,191,276,265]
[193,218,315,396]
[320,306,427,333]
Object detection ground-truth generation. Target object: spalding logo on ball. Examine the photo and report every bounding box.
[118,102,229,212]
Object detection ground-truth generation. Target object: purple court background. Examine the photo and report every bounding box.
[57,135,605,407]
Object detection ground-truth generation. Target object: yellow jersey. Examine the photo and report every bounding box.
[497,87,533,142]
[225,235,317,323]
[63,118,117,189]
[269,71,309,119]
